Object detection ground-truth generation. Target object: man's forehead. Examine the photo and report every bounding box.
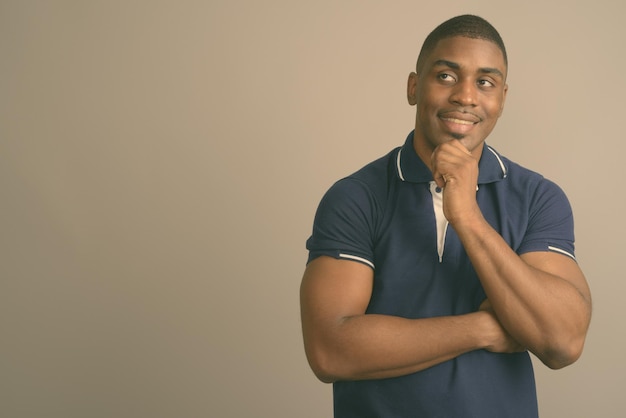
[426,36,507,74]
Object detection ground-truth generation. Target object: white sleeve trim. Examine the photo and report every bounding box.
[548,246,576,261]
[339,253,375,269]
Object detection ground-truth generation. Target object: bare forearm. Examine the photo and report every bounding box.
[304,311,493,382]
[453,215,591,368]
[301,255,523,383]
[430,141,591,368]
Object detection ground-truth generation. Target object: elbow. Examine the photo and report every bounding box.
[541,352,577,370]
[304,337,359,383]
[537,334,586,370]
[305,346,340,383]
[311,365,338,384]
[531,312,591,370]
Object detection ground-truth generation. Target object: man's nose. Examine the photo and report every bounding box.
[449,80,478,106]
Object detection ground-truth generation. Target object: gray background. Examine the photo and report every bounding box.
[2,1,624,417]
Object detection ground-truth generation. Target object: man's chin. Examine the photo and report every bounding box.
[447,135,483,153]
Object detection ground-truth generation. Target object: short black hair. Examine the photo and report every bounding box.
[416,15,507,73]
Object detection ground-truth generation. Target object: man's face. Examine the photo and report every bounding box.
[408,36,508,162]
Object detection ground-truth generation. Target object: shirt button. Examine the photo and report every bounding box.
[435,187,442,193]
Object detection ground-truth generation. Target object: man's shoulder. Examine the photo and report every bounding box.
[319,147,401,215]
[494,153,570,207]
[502,155,543,180]
[487,149,551,187]
[342,147,401,188]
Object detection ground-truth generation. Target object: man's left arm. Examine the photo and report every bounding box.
[432,140,592,369]
[456,220,591,369]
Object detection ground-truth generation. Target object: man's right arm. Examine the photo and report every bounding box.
[300,255,523,383]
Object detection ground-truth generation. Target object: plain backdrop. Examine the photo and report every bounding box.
[2,1,625,417]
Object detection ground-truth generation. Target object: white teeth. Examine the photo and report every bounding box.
[444,118,474,125]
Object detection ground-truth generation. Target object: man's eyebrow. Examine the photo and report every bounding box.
[478,67,505,79]
[432,59,505,79]
[433,59,460,70]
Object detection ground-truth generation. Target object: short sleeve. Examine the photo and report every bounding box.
[306,178,380,269]
[517,179,576,260]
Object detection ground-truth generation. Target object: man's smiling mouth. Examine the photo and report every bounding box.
[439,110,482,124]
[441,117,475,125]
[438,111,481,138]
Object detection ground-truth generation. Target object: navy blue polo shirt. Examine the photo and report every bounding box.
[306,131,576,418]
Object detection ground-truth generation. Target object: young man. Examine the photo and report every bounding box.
[300,15,591,417]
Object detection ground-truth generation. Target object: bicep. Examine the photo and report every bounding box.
[521,251,591,305]
[300,256,374,340]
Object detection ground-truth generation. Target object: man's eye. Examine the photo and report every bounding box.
[478,79,495,87]
[438,73,456,82]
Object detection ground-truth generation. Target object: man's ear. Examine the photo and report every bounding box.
[499,83,508,116]
[407,72,418,106]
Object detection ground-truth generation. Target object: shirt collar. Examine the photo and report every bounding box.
[396,130,508,184]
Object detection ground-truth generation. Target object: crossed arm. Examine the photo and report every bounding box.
[430,140,592,369]
[300,233,590,384]
[300,256,525,383]
[300,141,591,383]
